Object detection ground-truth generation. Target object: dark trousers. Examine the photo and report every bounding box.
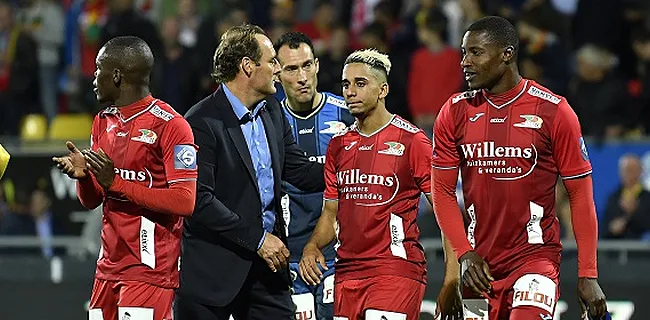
[174,260,294,320]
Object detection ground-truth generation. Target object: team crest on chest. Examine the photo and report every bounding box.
[513,115,543,129]
[320,121,347,134]
[131,129,158,144]
[378,142,405,156]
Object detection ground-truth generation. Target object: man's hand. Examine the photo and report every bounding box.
[83,149,115,190]
[435,277,463,319]
[52,141,89,180]
[578,278,607,319]
[460,251,494,296]
[257,232,289,273]
[299,242,328,285]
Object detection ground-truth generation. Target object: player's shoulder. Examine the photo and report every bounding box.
[447,89,482,107]
[524,80,566,106]
[322,92,347,109]
[147,99,185,123]
[389,115,422,135]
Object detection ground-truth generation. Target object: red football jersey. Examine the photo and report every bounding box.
[432,79,592,277]
[90,95,197,288]
[324,115,430,284]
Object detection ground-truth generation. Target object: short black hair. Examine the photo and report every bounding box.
[273,31,315,56]
[467,16,519,54]
[101,36,154,85]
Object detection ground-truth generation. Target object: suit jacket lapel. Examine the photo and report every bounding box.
[216,89,259,191]
[260,106,280,185]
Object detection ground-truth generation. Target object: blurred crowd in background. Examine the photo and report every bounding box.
[0,0,650,256]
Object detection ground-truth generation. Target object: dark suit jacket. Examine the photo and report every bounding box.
[178,86,324,307]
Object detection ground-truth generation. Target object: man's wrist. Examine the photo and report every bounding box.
[257,232,267,251]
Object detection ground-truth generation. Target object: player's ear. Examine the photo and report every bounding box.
[113,69,121,87]
[378,82,389,100]
[314,57,320,74]
[504,46,516,64]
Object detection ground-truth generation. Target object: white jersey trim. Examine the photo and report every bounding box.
[355,115,395,138]
[283,92,326,120]
[561,170,592,180]
[432,164,458,170]
[484,80,528,110]
[168,178,197,184]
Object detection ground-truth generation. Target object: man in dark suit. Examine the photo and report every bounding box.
[174,24,325,320]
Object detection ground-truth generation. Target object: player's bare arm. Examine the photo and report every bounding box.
[425,193,463,319]
[563,175,608,319]
[299,199,337,286]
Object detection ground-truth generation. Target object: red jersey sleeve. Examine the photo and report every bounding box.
[77,115,104,209]
[323,138,339,201]
[432,100,460,169]
[410,131,433,194]
[160,117,198,184]
[551,100,592,179]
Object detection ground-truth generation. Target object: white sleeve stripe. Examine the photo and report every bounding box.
[323,198,339,201]
[168,178,197,184]
[432,165,458,170]
[561,170,592,180]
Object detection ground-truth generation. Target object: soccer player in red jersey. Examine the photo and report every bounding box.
[53,36,197,320]
[299,49,462,320]
[431,16,608,319]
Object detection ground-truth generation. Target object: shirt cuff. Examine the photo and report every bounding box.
[257,232,267,250]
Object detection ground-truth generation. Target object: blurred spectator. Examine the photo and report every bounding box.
[99,0,162,60]
[318,24,350,96]
[349,0,381,46]
[572,0,636,79]
[360,22,412,121]
[603,154,650,239]
[630,27,650,135]
[456,0,487,43]
[194,7,247,98]
[269,21,292,44]
[373,0,416,52]
[268,0,294,30]
[176,0,201,49]
[30,183,53,258]
[517,11,570,95]
[408,8,461,135]
[152,16,199,115]
[59,0,108,114]
[21,0,65,123]
[0,0,39,136]
[296,0,334,56]
[568,44,629,140]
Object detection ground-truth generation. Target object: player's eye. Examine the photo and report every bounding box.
[356,81,365,87]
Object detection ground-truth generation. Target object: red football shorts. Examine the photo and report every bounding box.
[463,258,560,320]
[88,279,174,320]
[334,274,425,320]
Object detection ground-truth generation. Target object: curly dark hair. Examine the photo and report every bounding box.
[212,24,266,83]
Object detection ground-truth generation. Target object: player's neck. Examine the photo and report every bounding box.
[114,87,151,107]
[485,70,522,95]
[224,81,265,110]
[356,106,393,135]
[287,92,322,113]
